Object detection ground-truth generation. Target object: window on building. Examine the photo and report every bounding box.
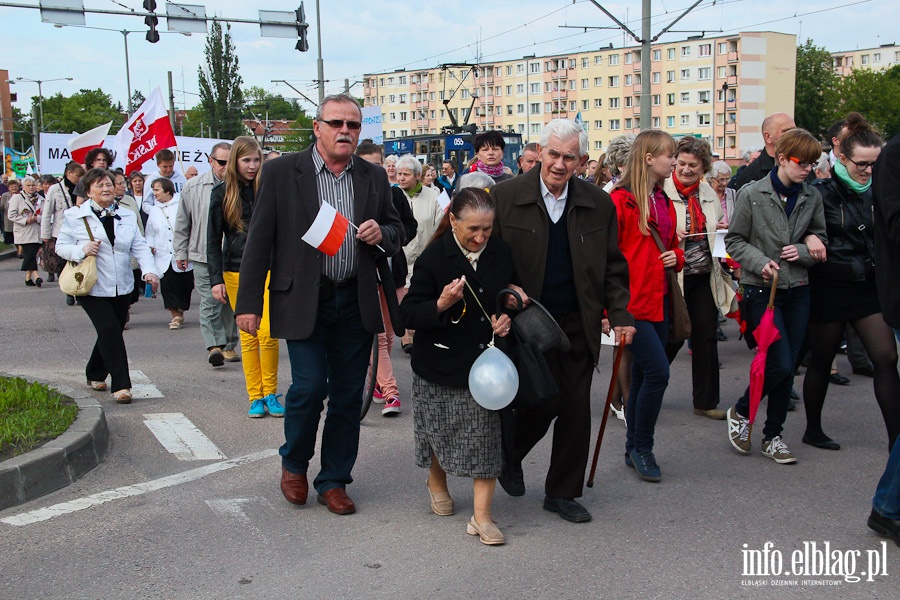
[389,112,396,121]
[698,90,711,103]
[680,114,690,126]
[530,62,541,73]
[652,116,660,128]
[667,93,675,105]
[506,85,513,95]
[582,99,590,110]
[625,96,633,108]
[569,80,577,90]
[594,140,604,150]
[681,45,691,56]
[545,102,553,112]
[680,91,690,103]
[583,121,590,131]
[594,98,603,108]
[698,114,711,126]
[399,75,407,84]
[569,59,577,69]
[717,113,725,125]
[518,124,525,134]
[461,90,469,99]
[594,77,603,87]
[517,83,525,94]
[530,83,541,94]
[507,105,513,115]
[389,94,396,103]
[625,74,633,86]
[625,118,633,129]
[718,42,727,54]
[517,63,525,74]
[389,130,396,138]
[609,76,619,87]
[653,49,661,61]
[517,103,525,114]
[582,78,589,89]
[698,67,711,80]
[653,71,661,83]
[530,103,540,114]
[506,65,512,76]
[874,53,882,63]
[667,116,675,128]
[717,66,726,79]
[531,123,541,134]
[388,76,395,85]
[699,44,712,57]
[594,120,603,129]
[667,70,676,83]
[609,97,620,108]
[430,110,435,119]
[680,69,690,80]
[399,111,407,121]
[610,119,621,130]
[609,54,620,65]
[861,54,870,65]
[545,82,553,92]
[569,100,577,111]
[652,94,661,106]
[582,57,589,68]
[668,48,676,60]
[595,55,603,65]
[625,52,633,64]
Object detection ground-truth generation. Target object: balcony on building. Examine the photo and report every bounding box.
[727,51,739,63]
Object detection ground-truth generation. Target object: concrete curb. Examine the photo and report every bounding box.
[0,381,109,511]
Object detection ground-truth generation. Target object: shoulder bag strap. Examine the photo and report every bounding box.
[82,216,95,241]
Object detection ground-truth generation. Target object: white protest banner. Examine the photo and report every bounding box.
[39,133,230,176]
[360,106,383,145]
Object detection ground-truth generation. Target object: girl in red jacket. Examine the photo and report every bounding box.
[610,130,684,483]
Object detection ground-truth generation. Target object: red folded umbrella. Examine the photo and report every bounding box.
[747,271,781,427]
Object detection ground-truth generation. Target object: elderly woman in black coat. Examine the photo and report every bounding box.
[400,188,524,546]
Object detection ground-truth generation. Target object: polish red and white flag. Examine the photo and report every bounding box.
[301,202,350,256]
[113,87,177,174]
[67,121,112,164]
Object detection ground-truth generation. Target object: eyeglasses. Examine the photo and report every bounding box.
[845,156,876,171]
[211,158,228,167]
[787,156,814,169]
[317,118,362,130]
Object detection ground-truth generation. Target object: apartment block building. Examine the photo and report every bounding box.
[363,31,797,164]
[831,43,900,76]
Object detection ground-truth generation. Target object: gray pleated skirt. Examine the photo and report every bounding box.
[412,374,502,479]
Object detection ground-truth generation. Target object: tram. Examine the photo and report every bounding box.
[383,131,525,175]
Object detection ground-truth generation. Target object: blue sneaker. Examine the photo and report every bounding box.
[264,393,285,417]
[629,449,661,482]
[248,399,266,418]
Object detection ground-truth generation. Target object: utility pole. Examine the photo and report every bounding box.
[315,0,324,103]
[167,71,176,131]
[588,0,704,130]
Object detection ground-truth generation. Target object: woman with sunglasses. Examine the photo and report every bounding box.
[803,113,899,452]
[208,136,283,419]
[725,128,826,465]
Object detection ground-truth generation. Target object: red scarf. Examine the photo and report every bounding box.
[672,173,706,235]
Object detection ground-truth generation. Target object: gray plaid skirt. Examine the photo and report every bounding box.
[412,374,502,479]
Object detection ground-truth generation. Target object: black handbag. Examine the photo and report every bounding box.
[496,289,559,410]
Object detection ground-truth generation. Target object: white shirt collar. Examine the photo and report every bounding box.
[539,176,569,224]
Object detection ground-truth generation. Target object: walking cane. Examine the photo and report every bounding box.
[587,333,627,488]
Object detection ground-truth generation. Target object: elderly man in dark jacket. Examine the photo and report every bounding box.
[235,94,402,516]
[490,119,635,523]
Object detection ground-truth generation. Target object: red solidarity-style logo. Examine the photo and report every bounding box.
[129,114,148,140]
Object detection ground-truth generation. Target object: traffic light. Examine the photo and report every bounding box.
[143,0,160,43]
[295,3,309,52]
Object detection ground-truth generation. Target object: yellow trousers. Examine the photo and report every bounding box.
[223,271,279,401]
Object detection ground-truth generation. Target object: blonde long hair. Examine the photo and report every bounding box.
[615,130,676,235]
[223,136,263,232]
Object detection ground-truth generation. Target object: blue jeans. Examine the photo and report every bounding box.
[735,285,810,440]
[280,283,372,494]
[873,436,900,519]
[626,300,670,455]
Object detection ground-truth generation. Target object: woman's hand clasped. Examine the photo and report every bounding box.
[659,250,678,268]
[491,314,512,338]
[82,240,101,256]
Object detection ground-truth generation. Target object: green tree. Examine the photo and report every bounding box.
[198,21,244,140]
[130,90,146,112]
[794,39,838,140]
[280,115,316,151]
[33,88,125,135]
[827,66,900,140]
[243,86,303,121]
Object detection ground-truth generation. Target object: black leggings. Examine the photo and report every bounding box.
[802,313,900,449]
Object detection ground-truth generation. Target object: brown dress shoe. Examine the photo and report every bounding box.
[281,467,308,505]
[317,488,356,515]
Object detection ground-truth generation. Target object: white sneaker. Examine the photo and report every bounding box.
[727,407,751,455]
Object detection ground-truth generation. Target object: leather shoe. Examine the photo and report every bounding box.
[543,496,592,523]
[868,508,900,547]
[694,408,727,420]
[498,463,525,497]
[830,371,851,386]
[280,467,308,505]
[317,487,356,515]
[802,432,841,450]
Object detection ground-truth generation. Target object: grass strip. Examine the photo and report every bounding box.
[0,377,78,462]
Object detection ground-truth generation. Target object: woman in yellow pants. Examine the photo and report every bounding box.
[208,136,282,418]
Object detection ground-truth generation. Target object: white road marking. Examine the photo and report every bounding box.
[130,369,164,399]
[0,449,278,527]
[143,413,226,460]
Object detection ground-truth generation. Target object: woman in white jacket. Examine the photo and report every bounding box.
[7,176,44,286]
[146,177,194,330]
[55,168,161,404]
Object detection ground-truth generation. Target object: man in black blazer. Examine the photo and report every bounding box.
[491,119,635,524]
[235,93,402,515]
